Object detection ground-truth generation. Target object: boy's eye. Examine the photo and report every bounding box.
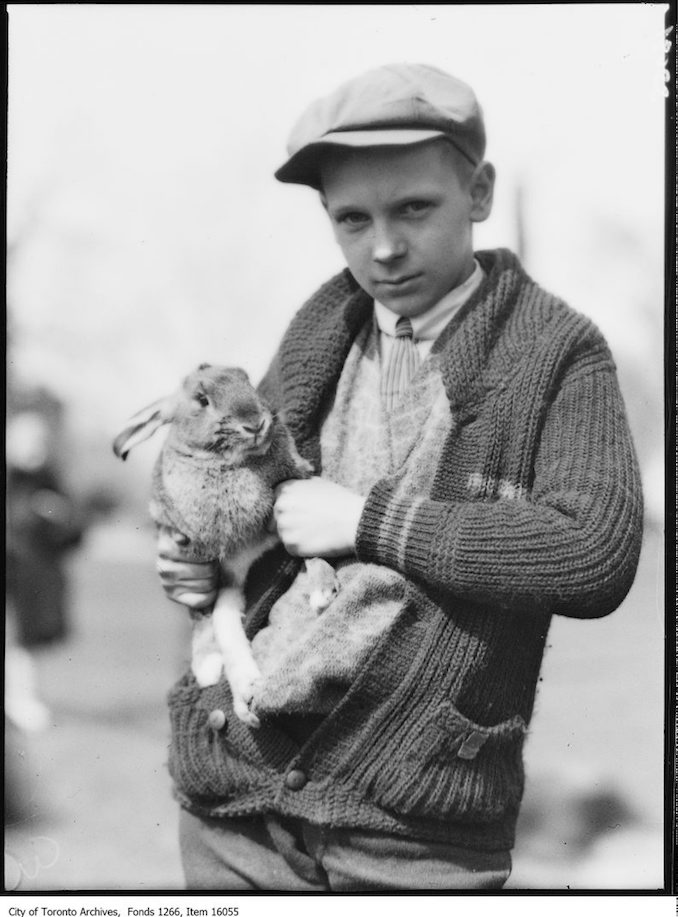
[401,200,431,216]
[338,211,369,227]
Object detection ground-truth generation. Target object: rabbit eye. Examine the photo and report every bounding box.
[195,392,209,408]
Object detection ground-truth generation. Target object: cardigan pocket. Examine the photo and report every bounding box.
[365,701,528,823]
[167,673,283,803]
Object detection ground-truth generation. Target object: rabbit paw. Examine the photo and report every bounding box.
[233,696,261,730]
[305,557,340,613]
[192,652,224,688]
[229,661,263,729]
[309,586,337,613]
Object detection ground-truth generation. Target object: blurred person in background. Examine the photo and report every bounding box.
[155,64,643,890]
[6,391,85,734]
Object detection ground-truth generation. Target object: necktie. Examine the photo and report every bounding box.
[382,316,420,410]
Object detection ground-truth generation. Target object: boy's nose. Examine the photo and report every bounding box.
[372,224,406,263]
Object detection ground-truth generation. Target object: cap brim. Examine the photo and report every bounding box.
[274,128,446,188]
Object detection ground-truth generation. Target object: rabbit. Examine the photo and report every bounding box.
[112,362,324,728]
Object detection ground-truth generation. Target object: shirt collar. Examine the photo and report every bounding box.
[374,259,484,341]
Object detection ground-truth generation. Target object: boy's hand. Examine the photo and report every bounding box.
[156,526,220,610]
[272,478,366,558]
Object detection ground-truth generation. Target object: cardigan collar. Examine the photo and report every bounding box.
[434,248,525,411]
[278,248,526,465]
[278,272,372,467]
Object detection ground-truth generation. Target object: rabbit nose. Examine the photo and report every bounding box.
[242,417,266,435]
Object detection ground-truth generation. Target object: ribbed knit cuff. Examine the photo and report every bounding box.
[356,480,450,578]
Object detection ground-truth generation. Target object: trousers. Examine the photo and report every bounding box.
[179,809,512,891]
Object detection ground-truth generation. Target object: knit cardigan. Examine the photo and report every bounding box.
[167,248,643,851]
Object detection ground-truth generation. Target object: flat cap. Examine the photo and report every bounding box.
[275,63,485,189]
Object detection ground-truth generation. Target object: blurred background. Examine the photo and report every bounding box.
[5,3,667,892]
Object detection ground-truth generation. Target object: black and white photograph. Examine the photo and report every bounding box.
[5,2,670,901]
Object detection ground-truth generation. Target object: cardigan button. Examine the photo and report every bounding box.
[285,768,307,791]
[207,709,227,732]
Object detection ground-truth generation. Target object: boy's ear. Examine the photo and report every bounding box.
[469,161,496,223]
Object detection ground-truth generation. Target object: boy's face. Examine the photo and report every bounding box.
[320,140,493,318]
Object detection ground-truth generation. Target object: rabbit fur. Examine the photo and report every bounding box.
[113,362,324,727]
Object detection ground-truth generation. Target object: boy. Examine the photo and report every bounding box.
[157,63,643,890]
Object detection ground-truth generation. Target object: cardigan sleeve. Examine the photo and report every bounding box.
[355,356,644,620]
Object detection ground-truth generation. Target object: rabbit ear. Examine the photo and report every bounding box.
[112,396,175,461]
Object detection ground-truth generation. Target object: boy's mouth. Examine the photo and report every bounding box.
[375,272,420,284]
[374,273,422,294]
